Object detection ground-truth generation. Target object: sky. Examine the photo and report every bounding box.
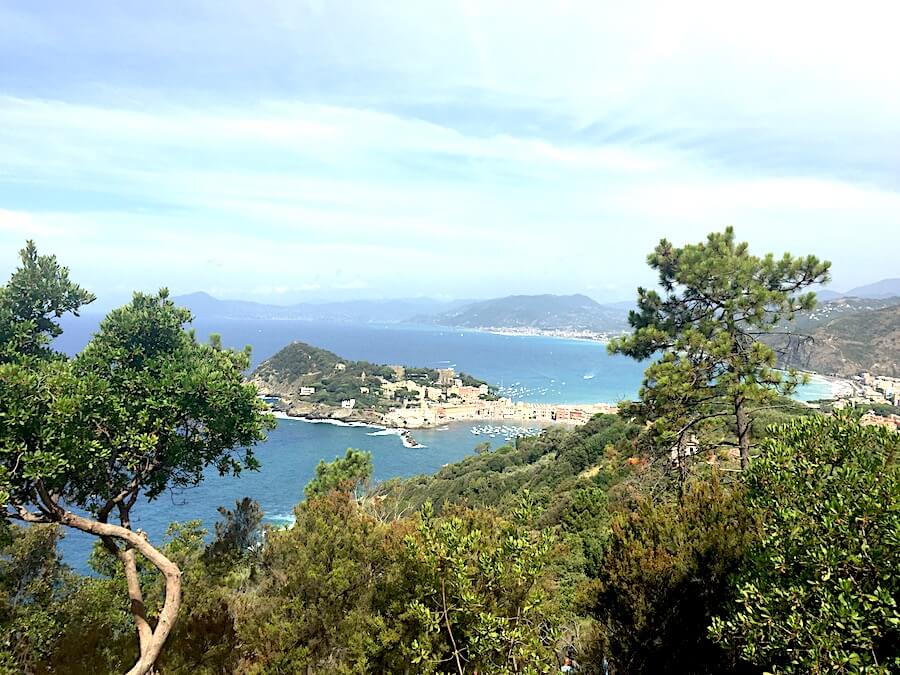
[1,0,898,309]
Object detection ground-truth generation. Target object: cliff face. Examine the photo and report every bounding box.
[775,305,900,377]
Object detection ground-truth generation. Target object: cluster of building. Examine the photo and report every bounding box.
[860,410,900,431]
[278,363,617,429]
[378,367,491,405]
[374,366,616,428]
[833,372,900,408]
[832,372,900,431]
[859,372,899,405]
[384,397,616,429]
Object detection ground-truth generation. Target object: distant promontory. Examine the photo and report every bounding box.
[413,293,630,337]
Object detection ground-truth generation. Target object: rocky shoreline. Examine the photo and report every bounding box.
[264,400,424,448]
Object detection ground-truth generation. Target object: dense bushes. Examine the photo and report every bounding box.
[1,412,896,674]
[2,493,561,673]
[711,414,900,674]
[587,476,757,674]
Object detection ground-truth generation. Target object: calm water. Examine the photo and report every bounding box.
[58,417,491,572]
[58,317,644,404]
[53,317,832,571]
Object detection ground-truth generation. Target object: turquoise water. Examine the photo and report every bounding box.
[57,317,833,405]
[51,318,832,571]
[57,417,503,572]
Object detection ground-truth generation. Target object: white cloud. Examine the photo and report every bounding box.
[0,1,898,300]
[0,209,64,238]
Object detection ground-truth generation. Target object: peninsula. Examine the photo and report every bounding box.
[250,340,616,429]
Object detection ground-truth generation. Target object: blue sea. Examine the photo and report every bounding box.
[52,317,833,572]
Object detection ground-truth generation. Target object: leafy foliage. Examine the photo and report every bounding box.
[403,501,559,674]
[0,242,274,675]
[386,414,643,517]
[233,491,413,673]
[0,241,95,364]
[208,497,264,562]
[304,448,373,499]
[588,476,757,674]
[711,413,900,673]
[0,523,135,675]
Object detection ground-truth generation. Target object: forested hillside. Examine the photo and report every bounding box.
[775,303,900,376]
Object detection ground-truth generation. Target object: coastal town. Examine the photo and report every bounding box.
[381,368,617,428]
[253,336,900,435]
[833,372,900,430]
[261,361,618,430]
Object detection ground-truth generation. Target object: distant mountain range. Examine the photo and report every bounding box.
[795,296,900,328]
[172,292,471,323]
[416,294,630,333]
[174,281,899,376]
[815,278,900,301]
[172,291,630,331]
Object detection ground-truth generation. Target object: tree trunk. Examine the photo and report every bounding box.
[56,509,182,675]
[117,505,154,657]
[735,397,751,470]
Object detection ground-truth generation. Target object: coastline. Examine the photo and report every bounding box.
[800,371,856,400]
[427,328,866,401]
[270,411,424,448]
[457,325,619,343]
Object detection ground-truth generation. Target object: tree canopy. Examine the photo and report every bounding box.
[0,241,95,364]
[0,242,273,675]
[711,413,900,673]
[609,227,831,470]
[304,448,374,499]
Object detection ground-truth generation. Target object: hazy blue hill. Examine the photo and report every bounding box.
[797,295,900,329]
[808,278,900,302]
[174,292,271,317]
[421,293,629,332]
[814,289,843,302]
[172,292,470,323]
[843,278,900,299]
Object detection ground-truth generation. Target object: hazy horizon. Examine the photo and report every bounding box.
[2,1,898,308]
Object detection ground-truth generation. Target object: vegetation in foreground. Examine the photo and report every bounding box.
[2,410,896,674]
[1,231,897,674]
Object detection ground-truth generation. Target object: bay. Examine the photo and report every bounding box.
[52,317,833,571]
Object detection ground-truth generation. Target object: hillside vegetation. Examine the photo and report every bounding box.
[5,235,899,675]
[250,340,489,409]
[775,303,900,376]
